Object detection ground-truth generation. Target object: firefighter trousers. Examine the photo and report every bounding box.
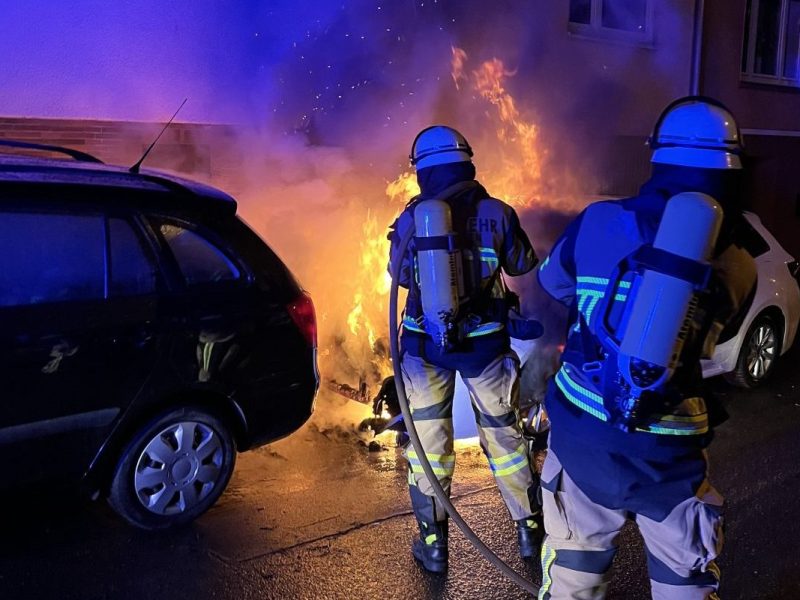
[538,449,723,600]
[400,351,538,525]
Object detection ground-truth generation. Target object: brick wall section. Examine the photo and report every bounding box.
[0,116,246,197]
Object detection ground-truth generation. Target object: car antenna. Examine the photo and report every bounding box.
[129,98,187,174]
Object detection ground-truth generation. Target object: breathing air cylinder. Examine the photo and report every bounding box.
[414,198,462,350]
[615,192,723,426]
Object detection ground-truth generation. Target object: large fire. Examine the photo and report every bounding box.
[337,46,552,403]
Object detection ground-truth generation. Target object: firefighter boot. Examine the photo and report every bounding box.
[516,513,544,559]
[412,520,449,573]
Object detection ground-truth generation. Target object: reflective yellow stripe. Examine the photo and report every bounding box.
[489,447,527,466]
[402,315,425,333]
[465,322,504,337]
[641,424,709,436]
[487,446,529,477]
[425,533,438,545]
[576,288,604,297]
[651,413,707,423]
[636,407,709,435]
[409,464,453,476]
[402,316,504,338]
[492,458,530,478]
[407,450,455,463]
[478,247,499,265]
[407,450,455,476]
[555,366,609,422]
[576,276,610,285]
[539,541,557,599]
[558,366,709,435]
[584,295,602,321]
[576,276,631,289]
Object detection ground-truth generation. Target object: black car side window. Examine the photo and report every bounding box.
[109,218,157,296]
[0,212,105,307]
[159,223,241,285]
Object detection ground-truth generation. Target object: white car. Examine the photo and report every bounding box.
[702,211,800,387]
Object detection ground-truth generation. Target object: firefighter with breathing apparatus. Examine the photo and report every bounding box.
[536,97,757,599]
[387,125,544,573]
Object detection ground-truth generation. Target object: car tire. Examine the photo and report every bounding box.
[725,313,782,389]
[108,407,236,530]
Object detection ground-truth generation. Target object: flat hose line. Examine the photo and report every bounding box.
[389,224,540,596]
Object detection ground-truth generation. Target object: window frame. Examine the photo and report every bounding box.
[568,0,655,46]
[0,207,108,307]
[742,0,800,87]
[0,206,169,308]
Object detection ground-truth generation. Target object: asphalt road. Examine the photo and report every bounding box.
[1,346,799,600]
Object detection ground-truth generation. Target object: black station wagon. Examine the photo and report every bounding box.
[0,141,319,529]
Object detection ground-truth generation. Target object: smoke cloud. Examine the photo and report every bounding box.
[2,0,691,430]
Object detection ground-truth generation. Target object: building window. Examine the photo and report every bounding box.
[568,0,653,44]
[742,0,800,86]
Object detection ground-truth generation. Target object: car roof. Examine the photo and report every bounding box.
[0,152,237,215]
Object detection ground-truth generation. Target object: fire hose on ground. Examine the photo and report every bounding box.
[388,224,540,596]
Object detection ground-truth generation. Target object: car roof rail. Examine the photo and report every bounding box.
[0,139,104,164]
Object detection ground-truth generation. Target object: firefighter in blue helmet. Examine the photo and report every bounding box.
[388,125,543,573]
[537,97,757,599]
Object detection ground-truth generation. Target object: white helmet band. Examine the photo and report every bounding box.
[650,96,743,170]
[410,125,474,170]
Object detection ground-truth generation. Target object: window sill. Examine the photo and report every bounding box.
[741,72,800,89]
[567,23,655,49]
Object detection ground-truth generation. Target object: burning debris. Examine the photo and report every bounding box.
[358,376,407,438]
[327,379,370,404]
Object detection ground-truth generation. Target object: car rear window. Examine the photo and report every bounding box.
[0,211,105,307]
[219,216,303,302]
[158,222,241,286]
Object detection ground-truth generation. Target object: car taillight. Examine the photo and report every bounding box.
[788,260,800,280]
[286,292,317,348]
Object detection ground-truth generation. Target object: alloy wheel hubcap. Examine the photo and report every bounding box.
[134,421,224,515]
[746,324,776,381]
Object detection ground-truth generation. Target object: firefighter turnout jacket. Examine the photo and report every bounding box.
[388,172,538,376]
[537,166,757,519]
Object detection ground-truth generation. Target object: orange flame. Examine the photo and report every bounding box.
[343,173,418,386]
[451,46,547,209]
[451,46,468,90]
[342,48,551,395]
[347,210,390,345]
[385,171,420,204]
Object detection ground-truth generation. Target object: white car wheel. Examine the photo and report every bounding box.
[726,314,782,389]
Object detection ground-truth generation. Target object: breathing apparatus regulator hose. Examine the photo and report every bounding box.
[389,225,540,596]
